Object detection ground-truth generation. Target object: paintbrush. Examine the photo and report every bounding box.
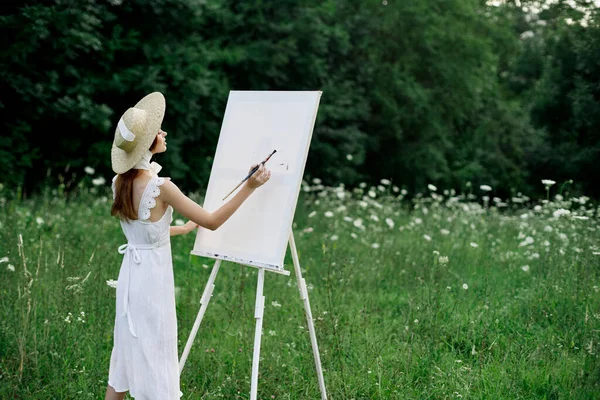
[222,149,277,201]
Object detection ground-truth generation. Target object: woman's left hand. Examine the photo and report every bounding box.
[183,220,199,234]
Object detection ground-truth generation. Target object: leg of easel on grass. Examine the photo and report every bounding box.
[289,232,328,400]
[179,259,222,373]
[250,268,266,400]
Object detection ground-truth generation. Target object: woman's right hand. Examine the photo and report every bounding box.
[246,164,271,189]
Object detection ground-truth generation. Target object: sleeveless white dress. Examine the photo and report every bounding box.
[108,175,182,399]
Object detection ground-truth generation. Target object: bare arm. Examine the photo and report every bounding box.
[170,221,198,237]
[160,165,270,231]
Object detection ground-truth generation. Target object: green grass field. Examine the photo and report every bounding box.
[1,179,599,399]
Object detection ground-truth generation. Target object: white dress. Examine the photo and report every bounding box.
[108,175,182,399]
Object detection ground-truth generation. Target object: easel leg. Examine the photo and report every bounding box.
[289,232,328,400]
[179,259,222,373]
[250,268,266,400]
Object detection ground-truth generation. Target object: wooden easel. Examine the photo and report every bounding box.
[179,231,328,400]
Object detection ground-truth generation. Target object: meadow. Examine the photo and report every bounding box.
[0,177,599,399]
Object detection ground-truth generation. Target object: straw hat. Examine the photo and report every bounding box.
[111,92,166,174]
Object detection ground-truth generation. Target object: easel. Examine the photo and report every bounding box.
[179,231,328,400]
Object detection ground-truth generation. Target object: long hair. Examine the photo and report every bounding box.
[111,136,158,221]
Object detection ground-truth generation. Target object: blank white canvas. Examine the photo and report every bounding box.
[191,91,322,274]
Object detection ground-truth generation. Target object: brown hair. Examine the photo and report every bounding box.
[111,136,159,221]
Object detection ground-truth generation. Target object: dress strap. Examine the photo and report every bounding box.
[138,176,170,221]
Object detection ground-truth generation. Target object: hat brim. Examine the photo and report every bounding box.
[111,92,166,174]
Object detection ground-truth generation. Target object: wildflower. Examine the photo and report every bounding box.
[84,166,95,175]
[521,265,530,272]
[0,257,8,263]
[36,217,44,225]
[544,225,553,232]
[368,190,376,198]
[371,243,380,249]
[175,219,185,226]
[414,218,423,225]
[480,185,492,192]
[92,177,106,186]
[541,179,556,187]
[427,184,437,192]
[271,301,281,307]
[392,186,399,193]
[385,218,394,229]
[423,234,432,241]
[401,189,408,195]
[553,209,570,218]
[312,178,322,185]
[470,242,478,248]
[370,214,379,222]
[65,313,73,323]
[518,236,534,247]
[346,154,353,161]
[330,235,339,241]
[462,283,469,290]
[324,211,334,218]
[7,264,15,272]
[350,233,358,239]
[439,256,449,264]
[302,227,314,233]
[359,182,367,189]
[106,279,118,289]
[440,229,450,235]
[572,215,589,220]
[353,219,364,228]
[377,185,386,192]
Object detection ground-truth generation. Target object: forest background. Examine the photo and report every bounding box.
[1,0,599,198]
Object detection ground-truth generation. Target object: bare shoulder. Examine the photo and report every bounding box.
[159,179,184,201]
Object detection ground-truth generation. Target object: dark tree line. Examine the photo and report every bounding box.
[1,0,598,198]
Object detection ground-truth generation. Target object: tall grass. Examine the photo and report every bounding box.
[0,179,599,399]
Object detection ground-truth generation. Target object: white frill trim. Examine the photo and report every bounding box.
[138,177,168,221]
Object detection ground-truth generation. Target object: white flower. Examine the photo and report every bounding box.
[572,215,589,220]
[401,189,408,195]
[520,265,530,272]
[368,190,376,198]
[84,166,95,175]
[377,185,386,192]
[553,208,570,218]
[106,279,118,289]
[268,330,277,336]
[371,243,380,249]
[423,234,432,241]
[0,257,8,263]
[385,218,395,229]
[544,225,553,232]
[518,236,534,247]
[343,216,353,222]
[346,154,353,161]
[480,185,492,192]
[541,179,556,187]
[324,211,334,218]
[369,214,379,222]
[271,301,281,307]
[353,218,364,228]
[7,264,15,272]
[175,219,185,226]
[427,184,437,192]
[92,177,106,186]
[36,217,44,225]
[439,256,449,264]
[330,235,339,241]
[392,186,399,193]
[462,283,469,290]
[359,182,367,189]
[380,179,391,185]
[470,242,478,248]
[312,178,322,185]
[350,233,358,239]
[414,218,423,225]
[440,229,450,235]
[302,227,314,233]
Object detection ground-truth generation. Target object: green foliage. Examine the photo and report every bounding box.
[0,0,599,197]
[0,182,598,398]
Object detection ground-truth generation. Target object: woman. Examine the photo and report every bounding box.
[106,92,270,400]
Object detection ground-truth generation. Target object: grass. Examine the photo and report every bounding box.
[0,180,599,399]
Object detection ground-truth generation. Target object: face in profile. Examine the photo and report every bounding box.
[152,129,167,154]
